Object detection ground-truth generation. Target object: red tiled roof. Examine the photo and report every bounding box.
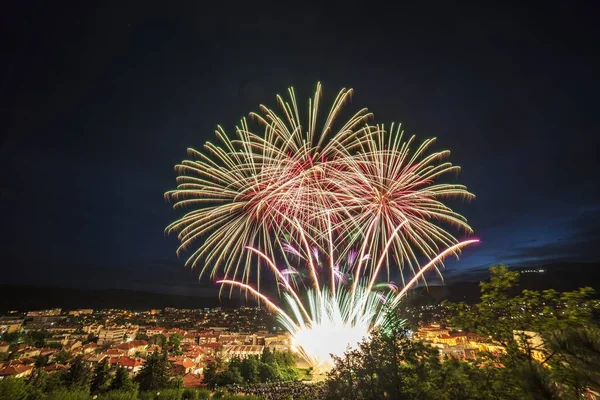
[183,373,203,388]
[0,365,32,376]
[117,356,145,368]
[13,357,36,365]
[200,342,221,348]
[170,357,195,369]
[43,364,67,372]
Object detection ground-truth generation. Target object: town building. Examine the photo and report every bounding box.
[98,326,127,345]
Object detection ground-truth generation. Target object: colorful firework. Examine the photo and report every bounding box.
[217,221,478,371]
[326,123,474,286]
[166,84,473,289]
[165,83,373,286]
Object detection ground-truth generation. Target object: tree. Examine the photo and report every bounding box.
[214,367,243,387]
[135,350,171,391]
[35,354,49,368]
[168,333,182,349]
[24,330,50,348]
[135,333,149,341]
[240,356,260,383]
[260,347,274,364]
[2,332,20,344]
[91,358,112,394]
[0,377,28,400]
[444,265,600,399]
[149,334,166,347]
[44,388,91,400]
[27,369,55,399]
[325,322,520,400]
[63,356,91,392]
[202,361,218,389]
[110,366,138,392]
[55,350,73,364]
[545,326,600,398]
[258,363,277,383]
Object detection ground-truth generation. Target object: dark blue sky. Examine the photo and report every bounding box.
[1,1,599,295]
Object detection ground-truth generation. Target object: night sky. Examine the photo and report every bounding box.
[1,2,599,295]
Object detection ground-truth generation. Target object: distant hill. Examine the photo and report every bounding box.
[1,262,598,312]
[407,262,600,304]
[0,285,243,312]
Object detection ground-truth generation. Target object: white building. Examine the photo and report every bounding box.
[98,326,127,345]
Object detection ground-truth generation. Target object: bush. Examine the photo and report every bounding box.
[98,390,139,400]
[155,388,182,400]
[0,377,28,400]
[180,388,198,399]
[196,389,211,400]
[45,388,90,400]
[139,389,182,400]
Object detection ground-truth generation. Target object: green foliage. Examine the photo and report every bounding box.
[111,366,138,392]
[2,332,20,344]
[203,349,299,389]
[201,361,218,389]
[446,265,600,345]
[181,387,199,400]
[45,369,67,392]
[176,388,210,400]
[63,356,91,392]
[98,390,139,400]
[326,326,517,400]
[148,334,166,347]
[35,354,49,368]
[45,388,90,400]
[441,265,600,399]
[154,388,182,399]
[135,333,150,341]
[54,350,73,364]
[135,350,172,391]
[0,377,28,400]
[168,333,182,349]
[26,369,50,399]
[240,356,259,383]
[23,330,51,348]
[91,358,112,394]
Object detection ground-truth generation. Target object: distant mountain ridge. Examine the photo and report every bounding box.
[1,262,598,311]
[409,261,600,304]
[0,285,243,312]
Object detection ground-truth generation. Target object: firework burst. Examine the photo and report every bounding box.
[217,220,478,372]
[326,123,474,286]
[165,83,478,369]
[165,83,373,286]
[166,84,473,290]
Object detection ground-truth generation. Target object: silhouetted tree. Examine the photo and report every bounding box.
[90,358,111,394]
[135,349,171,391]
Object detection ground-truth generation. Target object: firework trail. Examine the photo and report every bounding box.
[217,220,478,371]
[165,83,373,287]
[166,84,473,290]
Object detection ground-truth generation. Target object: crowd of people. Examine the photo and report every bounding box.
[224,380,328,400]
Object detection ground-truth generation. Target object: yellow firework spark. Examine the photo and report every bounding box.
[166,84,473,289]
